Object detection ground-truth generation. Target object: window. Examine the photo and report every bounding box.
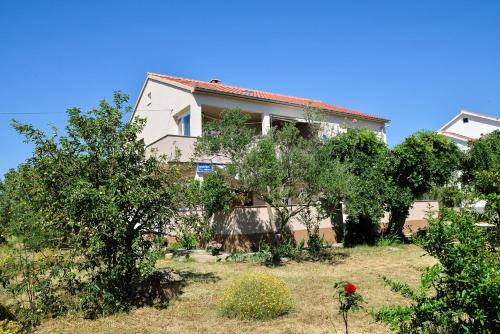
[463,117,469,123]
[182,114,190,136]
[147,92,152,106]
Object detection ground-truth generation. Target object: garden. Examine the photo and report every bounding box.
[0,93,498,333]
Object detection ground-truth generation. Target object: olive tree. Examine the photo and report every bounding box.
[196,109,352,261]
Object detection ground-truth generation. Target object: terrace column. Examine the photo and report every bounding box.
[262,112,271,135]
[190,103,203,137]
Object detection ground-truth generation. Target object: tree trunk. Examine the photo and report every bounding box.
[387,206,410,238]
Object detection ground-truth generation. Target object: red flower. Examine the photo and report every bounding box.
[344,283,356,294]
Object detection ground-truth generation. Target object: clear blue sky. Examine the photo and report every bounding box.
[1,0,499,177]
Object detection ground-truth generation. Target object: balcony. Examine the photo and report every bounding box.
[146,105,318,163]
[146,134,201,162]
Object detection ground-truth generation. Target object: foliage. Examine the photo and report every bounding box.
[196,109,352,262]
[255,242,273,262]
[334,281,363,334]
[374,209,500,333]
[2,92,179,320]
[276,238,303,259]
[1,245,76,329]
[307,234,323,254]
[462,130,499,194]
[177,232,198,250]
[0,319,21,334]
[297,208,324,253]
[374,235,402,247]
[171,170,235,248]
[218,272,294,319]
[321,128,389,246]
[462,131,500,221]
[430,184,470,209]
[371,305,412,332]
[385,131,462,236]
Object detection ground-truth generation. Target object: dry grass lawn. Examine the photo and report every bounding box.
[35,244,435,334]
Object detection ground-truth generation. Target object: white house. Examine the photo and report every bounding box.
[438,110,500,213]
[132,73,389,166]
[131,72,395,249]
[438,110,500,150]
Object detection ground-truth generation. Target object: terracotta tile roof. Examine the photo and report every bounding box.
[148,73,388,122]
[441,131,475,141]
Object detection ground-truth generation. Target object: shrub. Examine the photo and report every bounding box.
[307,233,323,253]
[374,209,500,333]
[177,232,198,250]
[218,272,294,319]
[0,320,21,334]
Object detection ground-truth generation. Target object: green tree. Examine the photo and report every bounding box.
[5,92,178,318]
[321,128,389,245]
[385,131,462,237]
[196,109,352,261]
[462,130,500,221]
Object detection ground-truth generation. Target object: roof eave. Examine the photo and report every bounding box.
[147,73,195,93]
[193,87,389,124]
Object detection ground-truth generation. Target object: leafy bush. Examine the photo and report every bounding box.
[0,319,21,334]
[307,233,323,253]
[374,235,402,247]
[218,272,294,319]
[177,232,198,250]
[297,208,325,254]
[277,239,302,259]
[255,242,272,262]
[374,209,500,333]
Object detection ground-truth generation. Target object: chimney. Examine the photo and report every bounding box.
[209,78,222,84]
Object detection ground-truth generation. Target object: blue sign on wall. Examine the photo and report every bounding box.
[196,163,213,173]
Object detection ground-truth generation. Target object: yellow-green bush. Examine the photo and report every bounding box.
[217,272,294,320]
[0,320,21,334]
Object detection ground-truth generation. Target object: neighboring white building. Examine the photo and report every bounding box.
[438,110,500,150]
[438,110,500,213]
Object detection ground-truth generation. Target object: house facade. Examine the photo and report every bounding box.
[132,73,389,165]
[132,73,402,249]
[438,110,500,150]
